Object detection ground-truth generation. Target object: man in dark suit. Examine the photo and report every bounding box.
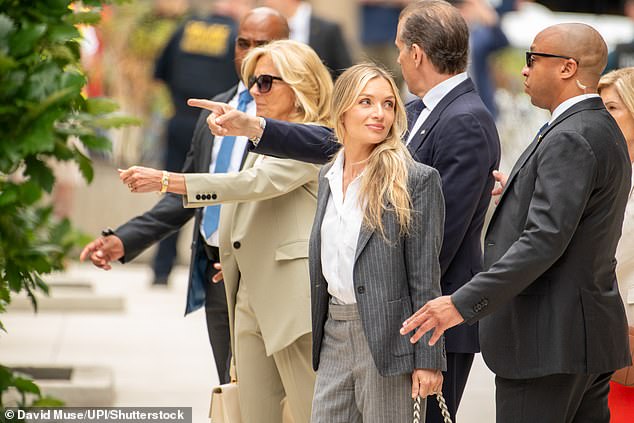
[149,1,246,286]
[192,1,500,420]
[79,7,289,385]
[263,0,353,77]
[402,23,632,422]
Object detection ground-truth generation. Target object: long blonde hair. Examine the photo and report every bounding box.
[599,67,634,119]
[332,63,414,237]
[241,40,333,125]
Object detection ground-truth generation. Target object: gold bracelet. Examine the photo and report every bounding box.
[160,171,169,194]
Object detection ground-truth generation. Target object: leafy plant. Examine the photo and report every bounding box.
[0,0,136,410]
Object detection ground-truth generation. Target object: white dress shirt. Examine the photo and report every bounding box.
[288,2,311,45]
[406,72,469,145]
[548,93,600,125]
[321,150,364,304]
[200,81,256,246]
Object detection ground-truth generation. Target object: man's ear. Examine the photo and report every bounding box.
[560,59,578,80]
[411,43,424,67]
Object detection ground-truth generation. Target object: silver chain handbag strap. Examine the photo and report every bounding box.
[413,394,452,423]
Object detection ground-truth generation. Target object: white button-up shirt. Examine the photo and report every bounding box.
[200,81,256,246]
[321,150,365,304]
[288,2,311,45]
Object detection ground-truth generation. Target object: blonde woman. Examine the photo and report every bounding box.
[189,62,446,421]
[305,64,445,421]
[599,67,634,422]
[120,40,333,423]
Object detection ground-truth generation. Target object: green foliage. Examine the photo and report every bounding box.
[0,0,135,410]
[0,365,64,413]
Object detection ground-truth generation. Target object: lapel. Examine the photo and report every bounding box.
[308,16,320,49]
[312,163,333,278]
[200,85,238,172]
[406,99,425,135]
[354,224,373,264]
[239,142,251,168]
[200,125,214,172]
[491,97,604,222]
[495,124,550,203]
[407,78,476,155]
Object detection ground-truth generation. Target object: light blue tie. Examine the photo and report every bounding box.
[202,89,253,240]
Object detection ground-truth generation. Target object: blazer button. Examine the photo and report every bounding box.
[196,194,201,200]
[211,193,217,200]
[357,286,365,294]
[207,194,213,200]
[233,241,241,249]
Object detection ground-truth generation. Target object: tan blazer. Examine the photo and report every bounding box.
[183,153,320,355]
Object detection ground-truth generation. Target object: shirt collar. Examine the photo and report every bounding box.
[237,80,248,97]
[288,2,311,41]
[549,93,600,125]
[422,72,468,111]
[325,149,345,181]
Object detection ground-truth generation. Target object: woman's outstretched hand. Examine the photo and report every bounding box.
[119,166,163,193]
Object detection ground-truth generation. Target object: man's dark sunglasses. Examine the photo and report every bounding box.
[236,37,270,50]
[248,74,284,94]
[525,51,578,68]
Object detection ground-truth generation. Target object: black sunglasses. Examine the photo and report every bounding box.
[235,37,270,50]
[525,51,579,68]
[248,74,284,94]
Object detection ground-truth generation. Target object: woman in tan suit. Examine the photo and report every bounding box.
[120,40,333,423]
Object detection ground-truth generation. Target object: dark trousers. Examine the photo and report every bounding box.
[151,118,193,283]
[203,246,231,384]
[151,231,179,283]
[495,372,613,423]
[425,352,474,423]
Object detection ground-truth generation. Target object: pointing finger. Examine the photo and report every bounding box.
[187,99,225,113]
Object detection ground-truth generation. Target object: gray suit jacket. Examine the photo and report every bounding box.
[452,97,633,379]
[309,161,447,377]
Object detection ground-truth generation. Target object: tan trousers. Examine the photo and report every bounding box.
[234,282,315,423]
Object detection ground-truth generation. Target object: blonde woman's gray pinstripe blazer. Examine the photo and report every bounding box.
[309,161,447,376]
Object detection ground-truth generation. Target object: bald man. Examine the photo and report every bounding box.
[80,7,289,385]
[401,23,632,422]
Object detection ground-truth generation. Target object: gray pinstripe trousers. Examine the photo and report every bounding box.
[311,303,425,422]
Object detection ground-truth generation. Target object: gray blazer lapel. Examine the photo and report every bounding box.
[314,166,333,230]
[354,224,373,263]
[310,164,334,279]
